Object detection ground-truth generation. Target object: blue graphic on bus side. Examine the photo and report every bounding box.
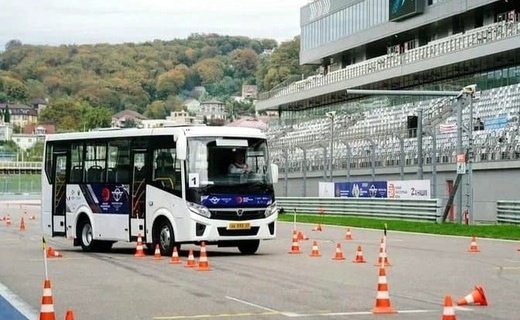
[87,184,130,214]
[201,194,272,208]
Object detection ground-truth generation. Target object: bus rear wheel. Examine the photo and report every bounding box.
[237,240,260,255]
[78,219,95,252]
[78,218,114,252]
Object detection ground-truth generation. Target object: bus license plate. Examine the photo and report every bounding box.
[227,222,251,230]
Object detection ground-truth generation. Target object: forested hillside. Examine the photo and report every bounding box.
[0,35,316,131]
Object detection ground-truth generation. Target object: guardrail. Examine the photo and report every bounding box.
[0,162,42,170]
[497,201,520,224]
[277,197,442,222]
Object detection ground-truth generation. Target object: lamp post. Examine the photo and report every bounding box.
[326,111,336,182]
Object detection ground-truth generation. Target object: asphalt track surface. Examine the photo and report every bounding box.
[1,202,520,320]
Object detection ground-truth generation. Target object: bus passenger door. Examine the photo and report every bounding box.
[52,152,67,236]
[130,150,147,239]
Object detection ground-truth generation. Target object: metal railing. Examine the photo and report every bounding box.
[277,197,442,222]
[0,162,42,170]
[497,201,520,224]
[260,20,520,100]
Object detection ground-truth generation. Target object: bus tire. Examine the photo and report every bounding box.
[237,240,260,255]
[153,218,175,256]
[78,218,96,252]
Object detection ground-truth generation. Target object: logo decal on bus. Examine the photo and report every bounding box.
[112,187,123,202]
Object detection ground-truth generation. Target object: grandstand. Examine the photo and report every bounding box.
[258,0,520,222]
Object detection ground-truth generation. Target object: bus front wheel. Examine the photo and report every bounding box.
[237,240,260,255]
[153,219,175,257]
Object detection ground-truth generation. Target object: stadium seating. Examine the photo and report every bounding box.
[268,83,520,173]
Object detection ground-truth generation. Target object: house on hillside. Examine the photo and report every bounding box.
[0,103,38,129]
[241,85,258,100]
[31,98,48,114]
[111,110,147,128]
[183,99,201,114]
[166,110,197,124]
[199,100,227,126]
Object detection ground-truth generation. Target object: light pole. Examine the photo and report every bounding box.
[326,111,336,182]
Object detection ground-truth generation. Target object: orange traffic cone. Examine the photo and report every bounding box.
[134,234,145,257]
[169,246,182,264]
[39,279,56,320]
[375,238,391,266]
[184,249,197,268]
[5,215,11,226]
[46,247,63,258]
[372,266,396,314]
[457,286,488,306]
[312,224,323,232]
[344,228,353,240]
[196,243,211,271]
[288,231,302,254]
[64,309,75,320]
[297,230,309,241]
[309,241,321,257]
[332,242,345,260]
[468,236,480,253]
[441,295,456,320]
[19,217,26,231]
[352,245,366,263]
[153,244,162,260]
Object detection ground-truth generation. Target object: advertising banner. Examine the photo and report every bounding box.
[387,180,430,199]
[334,181,387,198]
[201,194,272,208]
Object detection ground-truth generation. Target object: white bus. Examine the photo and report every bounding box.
[41,125,279,255]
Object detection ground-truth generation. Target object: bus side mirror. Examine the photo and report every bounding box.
[176,135,187,160]
[270,163,278,183]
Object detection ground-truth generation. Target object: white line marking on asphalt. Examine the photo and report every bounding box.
[0,281,38,319]
[225,296,279,313]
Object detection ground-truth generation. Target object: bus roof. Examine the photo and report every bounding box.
[44,126,266,142]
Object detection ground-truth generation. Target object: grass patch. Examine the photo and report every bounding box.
[278,213,520,241]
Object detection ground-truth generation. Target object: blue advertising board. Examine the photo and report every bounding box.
[334,181,388,198]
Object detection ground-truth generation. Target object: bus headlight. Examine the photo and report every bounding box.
[264,202,277,218]
[187,202,211,218]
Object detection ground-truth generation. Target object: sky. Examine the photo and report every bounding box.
[0,0,310,48]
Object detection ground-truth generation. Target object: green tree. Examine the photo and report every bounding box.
[256,36,315,91]
[193,58,224,85]
[230,48,258,78]
[144,100,167,119]
[0,76,29,102]
[4,39,22,51]
[156,65,188,99]
[26,141,44,161]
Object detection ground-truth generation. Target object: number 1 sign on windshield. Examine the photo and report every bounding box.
[189,173,199,188]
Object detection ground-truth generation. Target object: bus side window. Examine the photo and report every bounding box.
[70,165,83,183]
[154,151,176,190]
[87,165,104,183]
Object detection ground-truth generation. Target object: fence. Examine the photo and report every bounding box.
[0,173,41,195]
[497,201,520,224]
[277,197,442,222]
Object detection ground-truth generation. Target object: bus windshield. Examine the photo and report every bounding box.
[187,137,272,189]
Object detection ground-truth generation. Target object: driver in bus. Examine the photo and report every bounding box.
[228,151,249,174]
